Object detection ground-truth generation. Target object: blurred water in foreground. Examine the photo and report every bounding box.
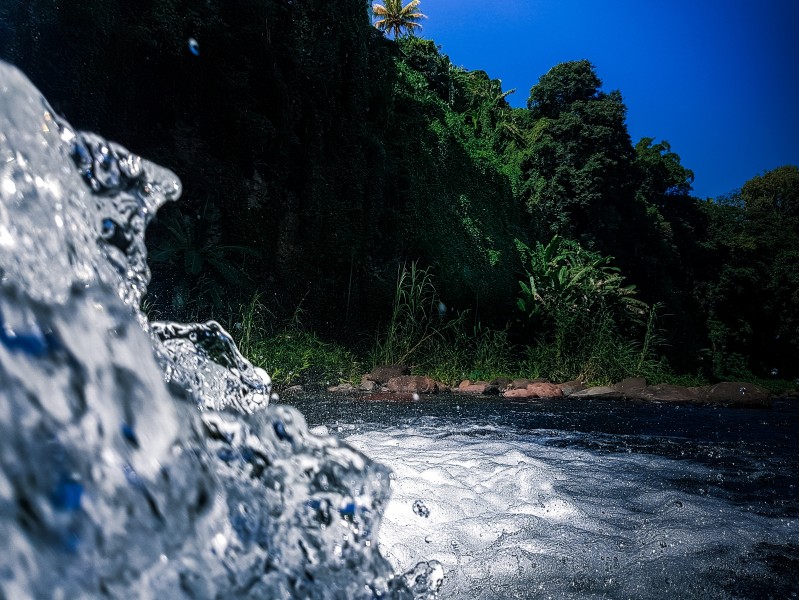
[0,60,440,599]
[293,394,799,599]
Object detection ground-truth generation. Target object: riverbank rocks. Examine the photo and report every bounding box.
[457,380,501,395]
[367,365,410,385]
[321,370,773,408]
[503,382,563,399]
[387,375,440,394]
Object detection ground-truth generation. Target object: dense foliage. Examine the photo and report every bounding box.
[1,0,796,384]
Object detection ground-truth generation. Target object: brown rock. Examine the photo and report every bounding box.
[558,380,586,396]
[369,365,410,384]
[327,382,355,393]
[569,385,619,398]
[511,378,534,390]
[458,380,489,394]
[613,377,647,394]
[634,384,699,403]
[503,382,563,398]
[359,375,378,392]
[387,375,439,394]
[694,382,771,407]
[490,377,513,390]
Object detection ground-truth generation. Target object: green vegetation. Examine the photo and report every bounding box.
[372,0,426,38]
[2,0,797,389]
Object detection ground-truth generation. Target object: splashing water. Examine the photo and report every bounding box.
[0,61,440,598]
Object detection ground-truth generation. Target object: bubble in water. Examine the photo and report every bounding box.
[187,37,200,56]
[412,499,430,518]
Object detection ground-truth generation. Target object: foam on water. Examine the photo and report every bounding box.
[0,61,440,598]
[338,416,799,599]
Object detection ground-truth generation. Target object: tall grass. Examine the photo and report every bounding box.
[234,295,362,388]
[370,262,466,371]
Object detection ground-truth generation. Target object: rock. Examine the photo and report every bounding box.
[284,384,304,394]
[368,365,410,384]
[558,380,586,396]
[503,382,563,398]
[694,382,771,407]
[359,376,378,392]
[569,385,622,398]
[613,377,647,394]
[387,375,439,394]
[489,377,513,390]
[362,392,418,401]
[457,380,501,395]
[510,378,534,390]
[634,384,699,403]
[458,380,489,394]
[327,382,355,393]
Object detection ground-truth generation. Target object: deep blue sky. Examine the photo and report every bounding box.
[416,0,799,199]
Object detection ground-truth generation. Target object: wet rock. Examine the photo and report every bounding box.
[327,382,355,393]
[359,376,378,392]
[558,380,586,396]
[569,385,622,399]
[633,384,699,403]
[368,365,410,384]
[613,377,647,394]
[694,382,771,407]
[387,376,439,394]
[490,376,513,390]
[510,378,534,389]
[503,382,563,398]
[458,380,489,394]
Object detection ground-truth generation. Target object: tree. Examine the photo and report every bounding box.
[520,60,637,254]
[634,137,694,204]
[372,0,426,38]
[741,164,799,218]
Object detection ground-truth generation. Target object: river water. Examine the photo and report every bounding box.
[290,394,799,599]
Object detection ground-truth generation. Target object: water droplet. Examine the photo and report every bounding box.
[187,38,200,56]
[412,393,420,401]
[770,367,778,377]
[437,302,446,316]
[412,500,430,518]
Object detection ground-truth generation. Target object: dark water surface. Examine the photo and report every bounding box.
[288,394,799,599]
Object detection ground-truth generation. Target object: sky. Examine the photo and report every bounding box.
[416,0,799,199]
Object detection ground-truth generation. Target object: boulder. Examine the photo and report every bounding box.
[613,377,647,394]
[510,378,535,390]
[503,382,563,399]
[558,380,586,396]
[327,382,355,393]
[694,382,771,407]
[368,365,410,384]
[569,385,620,398]
[358,375,378,392]
[634,384,700,403]
[490,377,513,390]
[387,375,439,394]
[457,380,489,394]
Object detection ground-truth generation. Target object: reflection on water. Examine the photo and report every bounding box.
[290,394,799,599]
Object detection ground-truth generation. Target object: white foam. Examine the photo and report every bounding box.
[344,425,797,598]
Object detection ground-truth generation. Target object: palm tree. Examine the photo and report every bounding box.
[372,0,426,38]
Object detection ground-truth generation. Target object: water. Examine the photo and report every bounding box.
[2,58,797,599]
[292,395,799,599]
[0,61,439,599]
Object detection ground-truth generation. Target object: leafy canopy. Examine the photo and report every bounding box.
[372,0,426,38]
